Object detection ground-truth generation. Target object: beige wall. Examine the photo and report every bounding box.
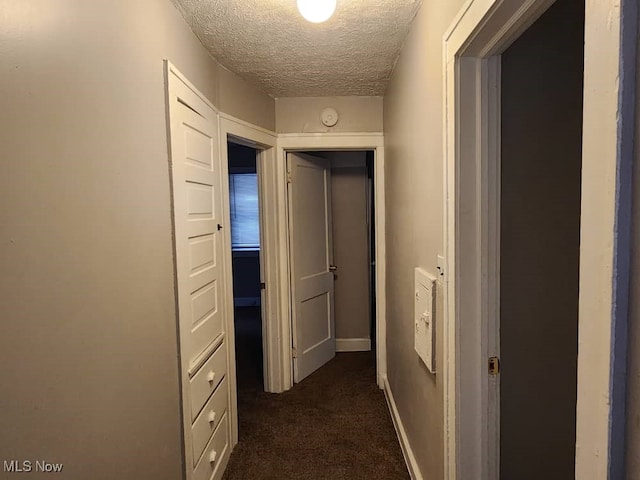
[499,0,583,477]
[626,11,640,476]
[218,65,275,131]
[330,154,371,341]
[382,0,467,477]
[0,1,273,479]
[275,96,383,133]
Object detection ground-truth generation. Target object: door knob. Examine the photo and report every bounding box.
[329,265,338,272]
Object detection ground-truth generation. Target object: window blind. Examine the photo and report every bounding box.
[229,173,260,249]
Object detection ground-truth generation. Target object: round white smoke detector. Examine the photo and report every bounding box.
[321,107,339,127]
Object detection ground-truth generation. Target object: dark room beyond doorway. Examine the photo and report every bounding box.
[228,142,263,394]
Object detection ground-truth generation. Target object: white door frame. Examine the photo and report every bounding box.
[277,133,387,390]
[218,113,284,449]
[442,0,635,479]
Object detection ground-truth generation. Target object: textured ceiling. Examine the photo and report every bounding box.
[171,0,423,97]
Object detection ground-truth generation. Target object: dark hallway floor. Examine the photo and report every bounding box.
[233,306,264,392]
[224,312,409,480]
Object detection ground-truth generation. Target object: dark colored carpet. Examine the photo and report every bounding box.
[223,331,409,480]
[233,306,264,391]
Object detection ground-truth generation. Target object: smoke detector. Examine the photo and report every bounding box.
[321,107,339,127]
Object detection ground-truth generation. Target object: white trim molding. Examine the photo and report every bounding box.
[383,375,423,480]
[218,114,281,452]
[277,132,387,390]
[335,338,371,352]
[443,3,554,478]
[219,111,277,138]
[575,1,637,478]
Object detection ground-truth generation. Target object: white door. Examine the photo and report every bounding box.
[170,85,225,370]
[288,152,336,383]
[167,65,230,480]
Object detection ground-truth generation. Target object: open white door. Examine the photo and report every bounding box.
[287,152,336,383]
[166,64,230,480]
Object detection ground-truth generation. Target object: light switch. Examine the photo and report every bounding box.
[415,267,436,373]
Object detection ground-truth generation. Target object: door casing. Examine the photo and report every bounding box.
[218,125,388,446]
[442,0,636,478]
[277,134,387,390]
[218,113,280,449]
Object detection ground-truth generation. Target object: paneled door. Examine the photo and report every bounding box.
[287,152,336,383]
[169,76,224,370]
[166,63,230,480]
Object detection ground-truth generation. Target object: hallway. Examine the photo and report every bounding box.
[1,1,635,479]
[223,352,409,479]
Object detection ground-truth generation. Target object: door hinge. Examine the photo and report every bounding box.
[292,348,298,359]
[287,172,292,184]
[260,282,266,290]
[488,356,500,375]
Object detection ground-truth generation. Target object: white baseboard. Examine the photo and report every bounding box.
[383,374,423,480]
[335,338,371,352]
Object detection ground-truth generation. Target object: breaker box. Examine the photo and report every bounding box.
[414,267,437,373]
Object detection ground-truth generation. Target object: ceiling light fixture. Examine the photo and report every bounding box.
[297,0,337,23]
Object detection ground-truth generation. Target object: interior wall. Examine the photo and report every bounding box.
[275,96,383,133]
[329,153,371,343]
[382,0,467,477]
[0,1,273,479]
[219,65,275,131]
[626,7,640,475]
[499,0,584,478]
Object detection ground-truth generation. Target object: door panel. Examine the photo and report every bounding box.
[288,152,335,383]
[296,164,330,276]
[300,292,331,352]
[167,65,231,480]
[173,103,225,368]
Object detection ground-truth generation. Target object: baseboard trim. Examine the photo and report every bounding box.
[383,374,423,480]
[335,338,371,352]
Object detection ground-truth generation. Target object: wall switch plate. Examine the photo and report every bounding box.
[415,267,437,373]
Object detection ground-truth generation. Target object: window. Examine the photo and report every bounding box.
[229,173,260,250]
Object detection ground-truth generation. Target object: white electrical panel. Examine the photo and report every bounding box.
[415,267,437,373]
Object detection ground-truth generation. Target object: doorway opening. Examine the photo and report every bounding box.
[442,0,588,477]
[286,150,376,384]
[227,142,264,397]
[499,0,584,478]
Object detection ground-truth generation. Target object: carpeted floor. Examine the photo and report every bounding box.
[223,317,409,480]
[233,306,264,392]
